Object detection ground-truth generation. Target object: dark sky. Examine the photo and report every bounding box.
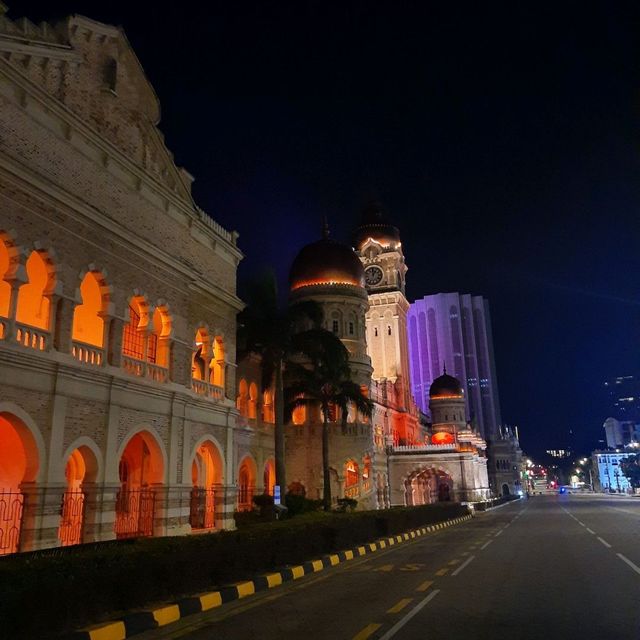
[16,1,640,457]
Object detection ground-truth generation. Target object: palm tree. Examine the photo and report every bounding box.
[237,272,324,494]
[285,338,373,511]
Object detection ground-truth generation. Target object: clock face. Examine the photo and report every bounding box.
[365,266,383,286]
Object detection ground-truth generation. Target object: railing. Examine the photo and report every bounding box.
[392,443,458,453]
[122,356,169,384]
[0,491,24,556]
[362,479,371,492]
[147,362,168,383]
[114,488,156,539]
[58,490,85,546]
[237,485,255,512]
[72,341,104,366]
[195,206,235,244]
[190,487,216,530]
[344,485,360,499]
[15,322,48,351]
[191,378,224,402]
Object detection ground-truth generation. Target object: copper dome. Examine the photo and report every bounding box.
[353,202,401,250]
[289,237,365,291]
[430,373,463,398]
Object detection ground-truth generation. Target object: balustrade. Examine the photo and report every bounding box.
[344,485,360,499]
[147,362,168,383]
[72,340,104,366]
[191,378,224,402]
[14,322,48,351]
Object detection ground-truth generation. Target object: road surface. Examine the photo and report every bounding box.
[138,495,640,640]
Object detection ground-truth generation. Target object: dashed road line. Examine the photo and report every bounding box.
[451,555,476,576]
[578,522,586,527]
[352,623,382,640]
[617,553,640,576]
[480,539,493,550]
[586,528,596,535]
[597,537,612,548]
[416,580,433,592]
[448,559,460,566]
[377,590,440,640]
[387,598,413,614]
[435,568,449,576]
[494,529,504,537]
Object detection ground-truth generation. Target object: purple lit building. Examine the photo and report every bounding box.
[407,293,502,440]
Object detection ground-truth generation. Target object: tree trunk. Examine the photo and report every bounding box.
[322,410,331,511]
[274,359,286,493]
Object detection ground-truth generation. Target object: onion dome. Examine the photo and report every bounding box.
[289,222,365,291]
[352,202,401,250]
[429,368,464,398]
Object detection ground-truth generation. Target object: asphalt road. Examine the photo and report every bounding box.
[138,495,640,640]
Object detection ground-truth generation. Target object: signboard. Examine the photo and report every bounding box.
[273,485,281,505]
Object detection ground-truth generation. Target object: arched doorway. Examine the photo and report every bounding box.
[0,412,39,555]
[237,456,256,511]
[263,459,275,496]
[502,483,510,497]
[115,431,164,539]
[58,446,98,546]
[190,440,223,530]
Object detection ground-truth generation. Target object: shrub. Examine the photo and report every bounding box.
[0,502,468,639]
[336,497,358,512]
[284,493,323,516]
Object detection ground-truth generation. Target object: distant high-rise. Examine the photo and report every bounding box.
[407,293,502,440]
[604,375,640,423]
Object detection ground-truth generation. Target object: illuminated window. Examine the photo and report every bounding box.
[209,337,225,387]
[122,300,146,360]
[248,382,258,419]
[149,307,171,367]
[345,460,359,487]
[16,250,54,330]
[72,272,106,347]
[292,398,306,425]
[262,389,275,423]
[192,328,208,380]
[237,379,249,417]
[348,321,354,335]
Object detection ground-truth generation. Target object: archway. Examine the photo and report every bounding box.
[115,430,164,538]
[149,306,171,370]
[72,272,106,348]
[502,483,510,497]
[263,459,275,496]
[344,459,359,498]
[190,440,223,530]
[237,456,256,511]
[237,379,248,418]
[209,337,225,388]
[58,446,98,546]
[192,327,209,381]
[248,382,258,419]
[15,250,54,331]
[0,412,39,555]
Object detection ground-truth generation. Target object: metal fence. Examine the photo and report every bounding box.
[58,490,85,546]
[114,488,156,539]
[0,491,24,556]
[189,487,216,530]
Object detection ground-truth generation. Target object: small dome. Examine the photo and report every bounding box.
[289,237,365,291]
[430,372,463,398]
[353,202,401,250]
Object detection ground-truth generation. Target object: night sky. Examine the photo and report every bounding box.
[16,1,640,457]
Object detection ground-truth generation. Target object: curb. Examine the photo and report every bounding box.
[71,514,473,640]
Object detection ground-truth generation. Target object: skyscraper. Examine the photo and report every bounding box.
[407,293,502,440]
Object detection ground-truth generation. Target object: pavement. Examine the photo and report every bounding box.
[137,495,640,640]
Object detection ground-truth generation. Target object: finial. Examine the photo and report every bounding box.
[322,214,330,239]
[443,362,447,375]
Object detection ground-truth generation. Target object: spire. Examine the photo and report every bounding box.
[443,362,447,375]
[321,214,330,239]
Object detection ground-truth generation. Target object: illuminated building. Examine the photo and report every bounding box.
[591,450,634,493]
[407,292,502,441]
[0,11,244,553]
[604,375,640,422]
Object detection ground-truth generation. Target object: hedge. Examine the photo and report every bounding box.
[0,502,468,639]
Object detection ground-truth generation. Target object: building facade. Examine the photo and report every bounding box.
[408,292,502,441]
[0,12,245,554]
[591,450,635,494]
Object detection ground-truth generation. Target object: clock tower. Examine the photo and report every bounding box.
[353,204,412,407]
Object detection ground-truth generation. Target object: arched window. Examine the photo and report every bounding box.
[292,400,306,425]
[326,402,337,423]
[374,327,378,337]
[149,307,171,367]
[210,337,225,388]
[262,389,275,423]
[190,440,223,530]
[0,236,14,320]
[362,455,371,490]
[387,325,392,336]
[122,298,147,361]
[192,328,209,381]
[237,457,256,511]
[15,250,54,330]
[345,460,359,488]
[263,459,275,495]
[248,382,258,419]
[237,379,249,417]
[72,272,107,348]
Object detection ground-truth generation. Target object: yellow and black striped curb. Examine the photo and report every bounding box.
[71,514,472,640]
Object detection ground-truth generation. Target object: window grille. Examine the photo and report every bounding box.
[122,305,145,359]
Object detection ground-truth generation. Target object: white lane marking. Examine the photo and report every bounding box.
[494,529,504,537]
[451,555,476,576]
[377,590,440,640]
[586,528,596,535]
[597,537,612,548]
[480,539,493,550]
[578,522,586,527]
[617,554,640,576]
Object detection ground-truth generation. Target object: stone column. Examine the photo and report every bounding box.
[52,294,76,355]
[19,482,67,551]
[217,484,237,530]
[2,279,20,341]
[93,482,119,542]
[170,338,193,387]
[106,315,125,367]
